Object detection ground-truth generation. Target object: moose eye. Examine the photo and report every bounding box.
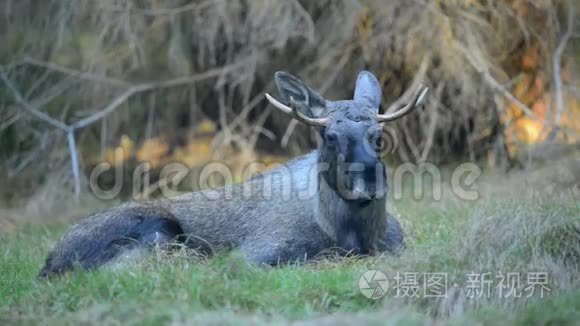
[369,130,384,151]
[326,131,338,144]
[375,136,384,150]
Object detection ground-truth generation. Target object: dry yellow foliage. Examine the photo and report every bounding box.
[195,119,217,134]
[521,45,540,71]
[104,135,134,166]
[173,136,214,167]
[136,137,169,168]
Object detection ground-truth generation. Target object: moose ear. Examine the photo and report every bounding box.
[274,71,327,117]
[353,70,382,110]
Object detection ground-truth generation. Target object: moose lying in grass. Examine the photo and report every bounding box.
[39,70,428,277]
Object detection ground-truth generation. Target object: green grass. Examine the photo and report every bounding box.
[1,172,579,325]
[0,226,377,324]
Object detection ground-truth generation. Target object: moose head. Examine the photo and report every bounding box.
[266,71,428,203]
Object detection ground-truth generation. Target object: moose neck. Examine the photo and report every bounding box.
[314,165,387,254]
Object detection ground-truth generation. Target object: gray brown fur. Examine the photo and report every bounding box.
[39,71,412,277]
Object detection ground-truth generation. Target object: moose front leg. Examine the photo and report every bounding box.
[336,213,387,255]
[378,213,405,254]
[336,228,363,254]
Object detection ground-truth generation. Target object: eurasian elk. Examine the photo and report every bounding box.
[39,70,427,277]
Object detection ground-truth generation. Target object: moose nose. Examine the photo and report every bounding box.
[354,155,381,177]
[352,178,372,200]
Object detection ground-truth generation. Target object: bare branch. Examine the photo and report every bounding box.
[401,118,421,161]
[248,108,275,149]
[568,85,580,98]
[66,130,81,197]
[230,84,274,130]
[14,57,246,131]
[72,60,246,129]
[385,53,431,114]
[458,45,539,121]
[1,78,77,132]
[71,84,148,129]
[552,3,574,128]
[21,57,130,87]
[100,0,216,16]
[377,85,428,122]
[0,114,20,132]
[0,70,69,131]
[1,60,246,198]
[419,84,443,162]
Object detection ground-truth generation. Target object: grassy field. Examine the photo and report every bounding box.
[1,159,579,325]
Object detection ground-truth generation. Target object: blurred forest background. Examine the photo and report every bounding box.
[0,0,578,208]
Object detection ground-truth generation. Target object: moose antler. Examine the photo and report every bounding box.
[265,93,329,127]
[377,84,429,122]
